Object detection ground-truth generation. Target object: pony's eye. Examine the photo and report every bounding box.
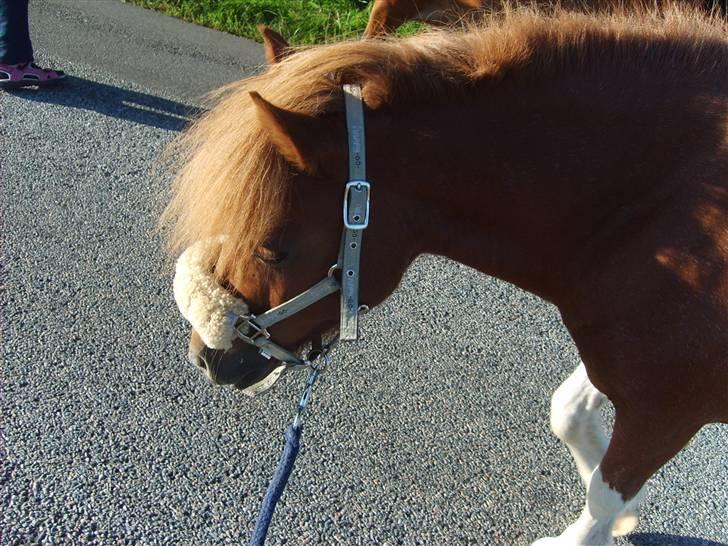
[254,247,287,265]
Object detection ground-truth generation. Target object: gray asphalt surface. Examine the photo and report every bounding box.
[1,1,727,545]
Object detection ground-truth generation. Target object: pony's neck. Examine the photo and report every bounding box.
[366,69,705,302]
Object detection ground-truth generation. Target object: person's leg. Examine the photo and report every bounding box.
[0,0,33,65]
[0,0,65,88]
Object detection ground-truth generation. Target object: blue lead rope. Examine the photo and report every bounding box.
[247,349,332,546]
[248,422,303,546]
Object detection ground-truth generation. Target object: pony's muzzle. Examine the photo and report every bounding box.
[188,332,286,395]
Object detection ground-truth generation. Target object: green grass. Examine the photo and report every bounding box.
[128,0,421,45]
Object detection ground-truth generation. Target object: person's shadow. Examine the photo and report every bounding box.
[629,533,727,546]
[9,75,203,131]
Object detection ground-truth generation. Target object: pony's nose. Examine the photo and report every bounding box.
[189,346,238,385]
[187,350,206,369]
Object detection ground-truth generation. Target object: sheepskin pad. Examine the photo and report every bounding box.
[173,238,248,350]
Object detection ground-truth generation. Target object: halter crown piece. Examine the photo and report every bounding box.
[340,83,370,340]
[174,84,370,382]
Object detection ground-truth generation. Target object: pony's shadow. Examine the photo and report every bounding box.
[9,75,203,131]
[629,533,728,546]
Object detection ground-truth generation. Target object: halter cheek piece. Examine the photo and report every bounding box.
[231,84,370,367]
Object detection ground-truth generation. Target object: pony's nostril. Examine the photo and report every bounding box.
[188,350,207,369]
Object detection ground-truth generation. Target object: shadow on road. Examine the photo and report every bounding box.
[630,533,728,546]
[8,76,202,131]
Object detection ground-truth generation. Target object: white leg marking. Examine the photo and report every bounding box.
[538,363,645,543]
[611,488,644,536]
[532,466,628,546]
[550,362,608,485]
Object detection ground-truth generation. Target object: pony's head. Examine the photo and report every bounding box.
[162,31,419,393]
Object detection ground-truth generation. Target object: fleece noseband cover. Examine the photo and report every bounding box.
[173,238,247,351]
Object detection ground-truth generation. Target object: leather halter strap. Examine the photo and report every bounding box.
[254,276,341,330]
[232,84,370,365]
[340,83,370,340]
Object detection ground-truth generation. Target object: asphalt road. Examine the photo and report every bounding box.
[1,1,727,545]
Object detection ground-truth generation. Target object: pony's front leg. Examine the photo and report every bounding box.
[531,364,642,546]
[548,363,642,536]
[549,363,609,486]
[532,401,701,546]
[531,465,631,546]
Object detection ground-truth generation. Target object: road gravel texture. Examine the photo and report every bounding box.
[1,1,726,545]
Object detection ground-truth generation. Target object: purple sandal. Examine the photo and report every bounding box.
[0,62,66,89]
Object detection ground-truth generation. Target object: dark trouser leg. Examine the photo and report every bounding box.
[0,0,33,65]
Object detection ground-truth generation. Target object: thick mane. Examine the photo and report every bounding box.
[161,6,727,278]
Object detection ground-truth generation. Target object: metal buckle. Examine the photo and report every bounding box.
[343,180,370,230]
[235,316,270,344]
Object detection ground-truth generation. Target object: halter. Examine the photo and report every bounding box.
[232,84,370,366]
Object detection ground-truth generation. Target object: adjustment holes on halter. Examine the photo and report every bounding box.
[346,270,355,277]
[353,215,361,222]
[349,242,358,249]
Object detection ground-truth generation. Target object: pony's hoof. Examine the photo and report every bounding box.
[531,534,614,546]
[612,511,639,536]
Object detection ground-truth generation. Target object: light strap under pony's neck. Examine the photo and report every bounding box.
[340,83,370,341]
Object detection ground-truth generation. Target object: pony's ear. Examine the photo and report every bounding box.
[250,91,322,174]
[258,25,292,64]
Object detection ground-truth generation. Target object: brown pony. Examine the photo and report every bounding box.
[364,0,724,36]
[163,8,728,545]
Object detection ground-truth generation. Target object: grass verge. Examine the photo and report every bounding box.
[126,0,416,44]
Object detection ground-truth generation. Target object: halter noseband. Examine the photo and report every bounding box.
[231,84,370,367]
